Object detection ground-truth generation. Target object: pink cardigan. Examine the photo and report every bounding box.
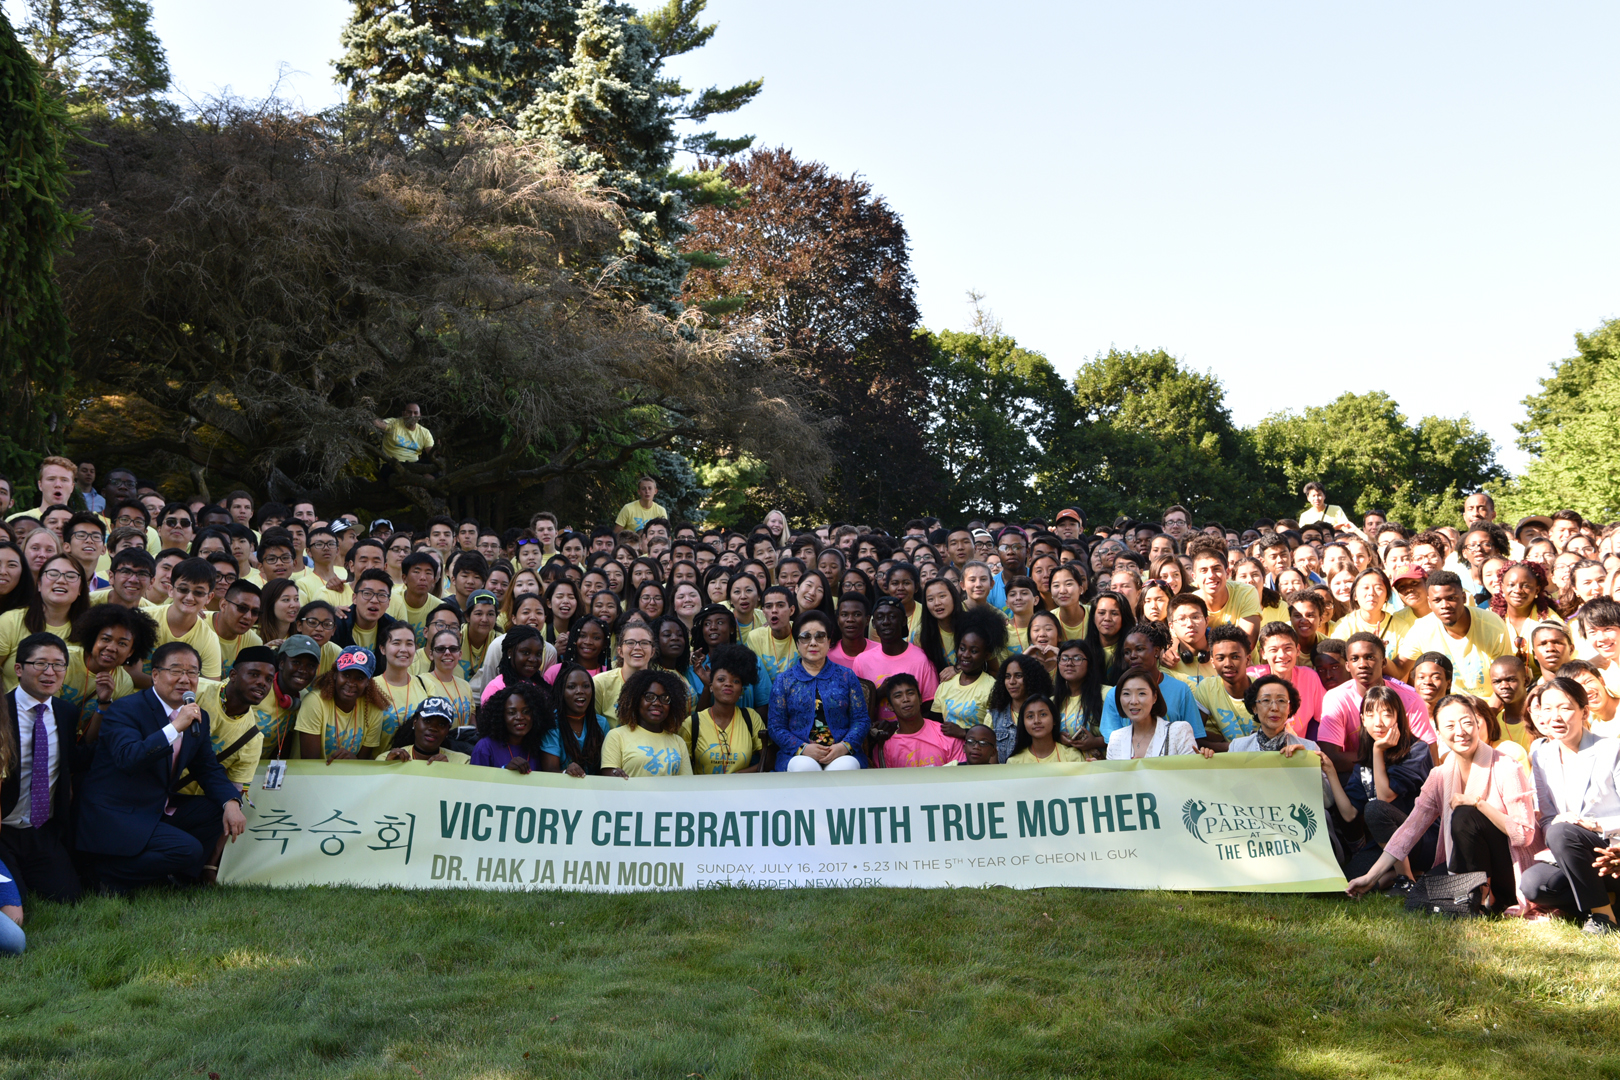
[1385,742,1539,888]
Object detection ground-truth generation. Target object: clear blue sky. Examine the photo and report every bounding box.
[22,0,1620,473]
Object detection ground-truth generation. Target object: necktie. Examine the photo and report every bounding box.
[29,702,50,828]
[165,723,184,816]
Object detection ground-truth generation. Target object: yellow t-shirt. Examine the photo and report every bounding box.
[1330,607,1417,659]
[251,690,305,758]
[593,667,629,724]
[744,626,799,683]
[461,626,494,682]
[215,626,264,677]
[1007,744,1087,764]
[414,671,475,727]
[1206,580,1262,631]
[601,725,691,777]
[179,678,264,792]
[153,604,224,681]
[934,672,994,729]
[1396,609,1513,700]
[315,639,342,676]
[376,746,471,765]
[1056,608,1089,643]
[614,500,668,532]
[387,593,440,648]
[1192,677,1255,741]
[294,692,384,758]
[295,567,351,610]
[0,610,71,691]
[58,645,137,729]
[373,675,422,745]
[350,623,380,650]
[380,418,434,463]
[679,708,764,774]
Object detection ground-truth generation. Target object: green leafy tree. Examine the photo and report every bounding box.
[1515,317,1620,457]
[0,8,84,481]
[919,319,1068,518]
[18,0,170,114]
[1039,349,1261,525]
[1504,358,1620,520]
[1250,391,1503,528]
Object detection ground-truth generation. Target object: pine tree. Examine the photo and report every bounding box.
[19,0,170,115]
[0,8,84,477]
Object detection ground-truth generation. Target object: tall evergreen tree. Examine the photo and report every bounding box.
[335,0,760,312]
[0,8,83,478]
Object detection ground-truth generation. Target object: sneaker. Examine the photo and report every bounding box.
[1581,912,1618,936]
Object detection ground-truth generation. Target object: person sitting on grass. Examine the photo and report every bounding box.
[1346,695,1537,914]
[1334,686,1436,892]
[381,697,471,765]
[1105,666,1216,760]
[601,669,692,778]
[871,673,965,768]
[468,682,553,773]
[0,857,22,955]
[681,643,764,774]
[548,663,610,778]
[1520,677,1620,934]
[1007,694,1084,764]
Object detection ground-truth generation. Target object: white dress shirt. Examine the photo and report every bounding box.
[3,687,58,828]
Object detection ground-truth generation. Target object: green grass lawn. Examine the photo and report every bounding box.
[1,885,1618,1079]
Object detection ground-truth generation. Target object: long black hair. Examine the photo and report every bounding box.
[1053,637,1105,735]
[988,653,1055,712]
[550,661,605,770]
[1011,694,1059,757]
[475,681,553,759]
[497,624,546,686]
[560,614,610,669]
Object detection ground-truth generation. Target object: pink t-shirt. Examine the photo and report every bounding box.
[851,644,939,722]
[539,662,602,686]
[829,639,876,670]
[1317,678,1435,754]
[1248,663,1325,740]
[881,720,966,768]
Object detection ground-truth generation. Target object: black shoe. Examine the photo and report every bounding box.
[1382,876,1419,899]
[1582,912,1618,936]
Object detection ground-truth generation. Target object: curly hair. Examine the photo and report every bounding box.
[617,667,689,731]
[1489,560,1555,619]
[474,681,554,758]
[313,666,391,712]
[70,602,159,663]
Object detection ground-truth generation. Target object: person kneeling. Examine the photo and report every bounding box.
[871,674,965,767]
[381,698,471,765]
[75,642,246,894]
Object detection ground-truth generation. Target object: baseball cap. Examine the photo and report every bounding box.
[971,528,993,542]
[1392,567,1429,589]
[468,590,498,608]
[329,519,352,536]
[335,646,376,677]
[371,518,393,532]
[278,634,321,660]
[414,697,456,724]
[1055,507,1084,525]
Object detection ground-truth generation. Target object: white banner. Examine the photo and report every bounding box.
[218,754,1345,893]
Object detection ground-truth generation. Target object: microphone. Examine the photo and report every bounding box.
[182,691,196,706]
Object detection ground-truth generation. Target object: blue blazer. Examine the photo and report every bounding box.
[76,689,240,857]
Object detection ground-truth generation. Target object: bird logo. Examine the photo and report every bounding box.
[1181,799,1207,843]
[1289,803,1318,843]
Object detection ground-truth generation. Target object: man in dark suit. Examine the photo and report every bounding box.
[1,632,87,903]
[76,641,246,893]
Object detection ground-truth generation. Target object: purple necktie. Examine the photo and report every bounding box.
[29,702,50,828]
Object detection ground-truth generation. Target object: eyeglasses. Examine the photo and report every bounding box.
[964,737,996,748]
[796,631,829,643]
[356,589,390,602]
[113,568,152,580]
[308,540,337,551]
[156,666,201,679]
[641,692,671,704]
[173,586,211,601]
[162,517,192,528]
[22,660,67,673]
[299,618,335,631]
[68,530,102,543]
[623,639,652,650]
[40,568,81,583]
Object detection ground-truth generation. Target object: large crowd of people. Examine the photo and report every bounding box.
[3,423,1620,955]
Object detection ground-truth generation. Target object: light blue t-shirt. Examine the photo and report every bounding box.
[1100,674,1207,740]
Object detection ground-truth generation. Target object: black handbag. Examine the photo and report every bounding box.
[1404,871,1490,918]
